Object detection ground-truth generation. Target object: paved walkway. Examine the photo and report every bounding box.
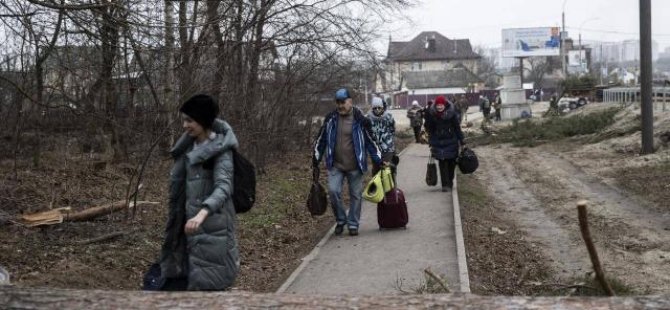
[278,143,467,295]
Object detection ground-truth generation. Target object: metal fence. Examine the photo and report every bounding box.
[603,86,670,111]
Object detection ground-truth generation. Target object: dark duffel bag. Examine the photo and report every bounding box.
[425,154,437,186]
[306,168,328,216]
[457,147,479,174]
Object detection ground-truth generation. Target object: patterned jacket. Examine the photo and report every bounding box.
[367,111,396,154]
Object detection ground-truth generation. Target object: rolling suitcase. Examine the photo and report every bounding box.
[377,186,408,229]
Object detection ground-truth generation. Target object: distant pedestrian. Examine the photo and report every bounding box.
[406,100,424,143]
[368,97,397,177]
[313,88,384,236]
[456,95,469,123]
[424,96,466,192]
[544,95,560,117]
[493,94,502,121]
[479,95,491,121]
[160,94,240,291]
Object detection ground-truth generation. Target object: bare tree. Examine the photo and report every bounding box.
[473,46,499,88]
[1,0,414,171]
[524,57,553,90]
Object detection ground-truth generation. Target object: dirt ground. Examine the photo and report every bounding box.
[0,127,414,292]
[461,103,670,295]
[0,144,333,292]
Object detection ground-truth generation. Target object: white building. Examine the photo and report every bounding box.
[590,40,659,63]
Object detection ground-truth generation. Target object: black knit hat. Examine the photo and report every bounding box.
[179,94,219,129]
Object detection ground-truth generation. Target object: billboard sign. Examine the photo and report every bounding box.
[568,50,587,67]
[502,27,561,57]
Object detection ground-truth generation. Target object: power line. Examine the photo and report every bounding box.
[567,26,670,37]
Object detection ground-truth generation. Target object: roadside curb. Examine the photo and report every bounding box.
[275,224,335,294]
[452,174,471,293]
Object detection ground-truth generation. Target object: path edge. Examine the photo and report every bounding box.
[275,223,335,294]
[452,174,471,293]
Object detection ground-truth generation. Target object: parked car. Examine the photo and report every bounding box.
[557,96,588,112]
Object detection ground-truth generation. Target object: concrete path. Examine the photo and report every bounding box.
[278,143,467,295]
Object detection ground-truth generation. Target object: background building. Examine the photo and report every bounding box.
[589,39,660,63]
[378,31,481,96]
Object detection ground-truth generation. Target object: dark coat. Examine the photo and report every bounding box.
[160,119,240,291]
[406,106,424,128]
[424,104,464,160]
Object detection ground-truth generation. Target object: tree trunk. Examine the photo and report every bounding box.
[97,5,124,161]
[163,0,176,147]
[64,200,158,222]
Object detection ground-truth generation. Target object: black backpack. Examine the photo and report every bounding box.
[232,150,256,213]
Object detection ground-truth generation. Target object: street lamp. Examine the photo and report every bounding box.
[578,17,600,72]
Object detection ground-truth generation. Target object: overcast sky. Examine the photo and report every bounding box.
[377,0,670,54]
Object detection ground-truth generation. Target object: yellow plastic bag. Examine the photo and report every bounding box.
[363,167,394,203]
[363,171,385,203]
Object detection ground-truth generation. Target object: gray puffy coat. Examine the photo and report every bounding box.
[159,119,240,291]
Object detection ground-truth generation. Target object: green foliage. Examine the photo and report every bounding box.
[560,75,597,92]
[472,108,621,147]
[239,169,308,229]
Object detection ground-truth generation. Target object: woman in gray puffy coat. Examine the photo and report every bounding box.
[159,94,240,291]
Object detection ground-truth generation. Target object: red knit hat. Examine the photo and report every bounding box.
[435,96,447,106]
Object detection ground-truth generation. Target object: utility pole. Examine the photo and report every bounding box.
[600,42,609,85]
[579,32,582,71]
[640,0,654,154]
[561,2,567,78]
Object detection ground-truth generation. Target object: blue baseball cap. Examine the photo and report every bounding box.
[335,88,351,101]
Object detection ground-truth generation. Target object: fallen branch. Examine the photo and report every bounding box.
[423,268,450,293]
[19,201,159,227]
[73,229,139,246]
[20,207,72,227]
[64,200,159,222]
[577,200,615,296]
